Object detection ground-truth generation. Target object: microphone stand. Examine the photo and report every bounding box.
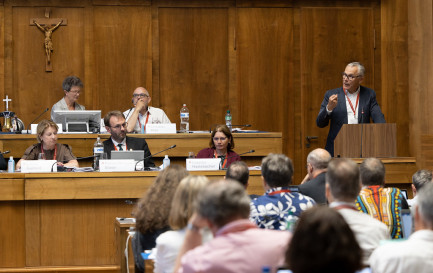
[27,108,49,134]
[135,145,177,170]
[219,149,255,170]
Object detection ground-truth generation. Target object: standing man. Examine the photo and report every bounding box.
[51,76,85,120]
[103,110,155,167]
[123,87,171,133]
[298,148,331,205]
[316,62,386,156]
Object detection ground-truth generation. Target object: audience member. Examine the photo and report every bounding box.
[298,148,331,205]
[225,161,259,199]
[356,158,408,238]
[286,206,363,273]
[196,124,241,168]
[51,76,85,120]
[154,175,211,273]
[103,110,155,167]
[326,158,389,266]
[408,169,432,208]
[123,87,171,133]
[250,153,315,230]
[132,165,188,273]
[370,183,433,273]
[175,180,291,273]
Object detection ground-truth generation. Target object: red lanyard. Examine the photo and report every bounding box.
[268,189,291,196]
[138,111,150,132]
[343,89,360,118]
[113,143,127,151]
[214,150,228,168]
[41,143,57,160]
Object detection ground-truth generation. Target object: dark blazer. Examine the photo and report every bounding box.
[316,86,386,156]
[0,154,7,170]
[103,136,155,167]
[298,172,327,205]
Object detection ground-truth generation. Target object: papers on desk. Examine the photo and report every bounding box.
[248,166,261,170]
[73,167,94,172]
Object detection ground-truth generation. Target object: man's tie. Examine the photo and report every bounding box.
[117,144,123,151]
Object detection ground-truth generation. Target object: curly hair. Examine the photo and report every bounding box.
[133,164,189,233]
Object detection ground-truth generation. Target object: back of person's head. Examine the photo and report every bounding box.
[412,169,433,192]
[226,161,249,187]
[307,148,331,170]
[417,182,433,228]
[326,158,360,201]
[134,165,189,233]
[169,175,209,230]
[286,206,362,273]
[360,158,385,186]
[196,180,250,228]
[261,153,294,187]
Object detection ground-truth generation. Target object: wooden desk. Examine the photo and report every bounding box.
[0,170,264,273]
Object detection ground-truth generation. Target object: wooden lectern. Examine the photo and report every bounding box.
[334,123,396,158]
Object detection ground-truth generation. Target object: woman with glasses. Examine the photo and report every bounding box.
[196,124,241,168]
[16,119,79,170]
[50,76,85,120]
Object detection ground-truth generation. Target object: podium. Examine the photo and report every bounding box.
[334,123,396,158]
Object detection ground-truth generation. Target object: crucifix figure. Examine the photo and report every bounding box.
[31,9,67,72]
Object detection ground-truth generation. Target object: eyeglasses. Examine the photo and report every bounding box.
[342,73,362,81]
[69,89,81,94]
[110,122,127,130]
[133,94,149,98]
[213,137,227,141]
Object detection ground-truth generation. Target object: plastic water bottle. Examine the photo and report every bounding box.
[180,104,189,133]
[8,156,15,173]
[93,137,104,171]
[286,211,298,232]
[225,110,232,131]
[163,155,170,169]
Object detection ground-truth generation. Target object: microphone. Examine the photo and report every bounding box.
[218,149,255,169]
[0,150,10,155]
[124,107,134,120]
[135,145,177,170]
[27,108,49,133]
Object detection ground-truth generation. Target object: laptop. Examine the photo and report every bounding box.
[111,150,144,161]
[401,208,413,238]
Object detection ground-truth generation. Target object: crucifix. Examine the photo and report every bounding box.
[30,8,67,72]
[3,95,11,111]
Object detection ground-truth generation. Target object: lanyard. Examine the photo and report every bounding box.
[138,111,150,132]
[343,89,360,118]
[214,150,228,168]
[268,189,291,196]
[41,143,57,160]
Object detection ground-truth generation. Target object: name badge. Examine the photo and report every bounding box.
[99,159,136,172]
[186,158,221,171]
[145,123,176,134]
[21,160,58,173]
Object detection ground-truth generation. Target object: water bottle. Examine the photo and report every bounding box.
[163,155,170,169]
[180,104,189,133]
[286,211,298,232]
[225,110,232,131]
[8,156,15,173]
[93,137,104,171]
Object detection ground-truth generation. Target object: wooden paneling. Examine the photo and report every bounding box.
[158,7,229,130]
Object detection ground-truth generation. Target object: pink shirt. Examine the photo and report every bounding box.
[179,219,291,273]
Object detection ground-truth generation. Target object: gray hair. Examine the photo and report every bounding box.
[196,180,251,228]
[326,158,360,201]
[307,148,331,170]
[226,161,249,187]
[261,153,294,187]
[347,62,365,76]
[360,158,385,186]
[412,170,433,191]
[417,182,433,226]
[62,76,83,91]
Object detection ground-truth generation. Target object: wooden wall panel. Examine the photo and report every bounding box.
[92,5,152,118]
[158,7,229,130]
[0,202,25,267]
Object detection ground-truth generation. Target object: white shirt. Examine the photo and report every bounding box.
[330,202,390,266]
[369,230,433,273]
[345,87,360,124]
[123,106,171,133]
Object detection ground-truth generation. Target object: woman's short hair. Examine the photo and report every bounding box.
[169,175,209,230]
[36,120,58,142]
[209,124,235,150]
[62,76,83,92]
[133,165,189,234]
[286,206,362,273]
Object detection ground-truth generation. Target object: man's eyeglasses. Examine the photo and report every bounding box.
[110,122,127,130]
[133,94,149,98]
[342,73,361,81]
[213,137,227,141]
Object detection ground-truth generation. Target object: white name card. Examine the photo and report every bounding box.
[21,160,58,173]
[144,123,176,134]
[186,158,221,171]
[99,159,136,172]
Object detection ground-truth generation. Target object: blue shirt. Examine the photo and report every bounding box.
[250,187,316,230]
